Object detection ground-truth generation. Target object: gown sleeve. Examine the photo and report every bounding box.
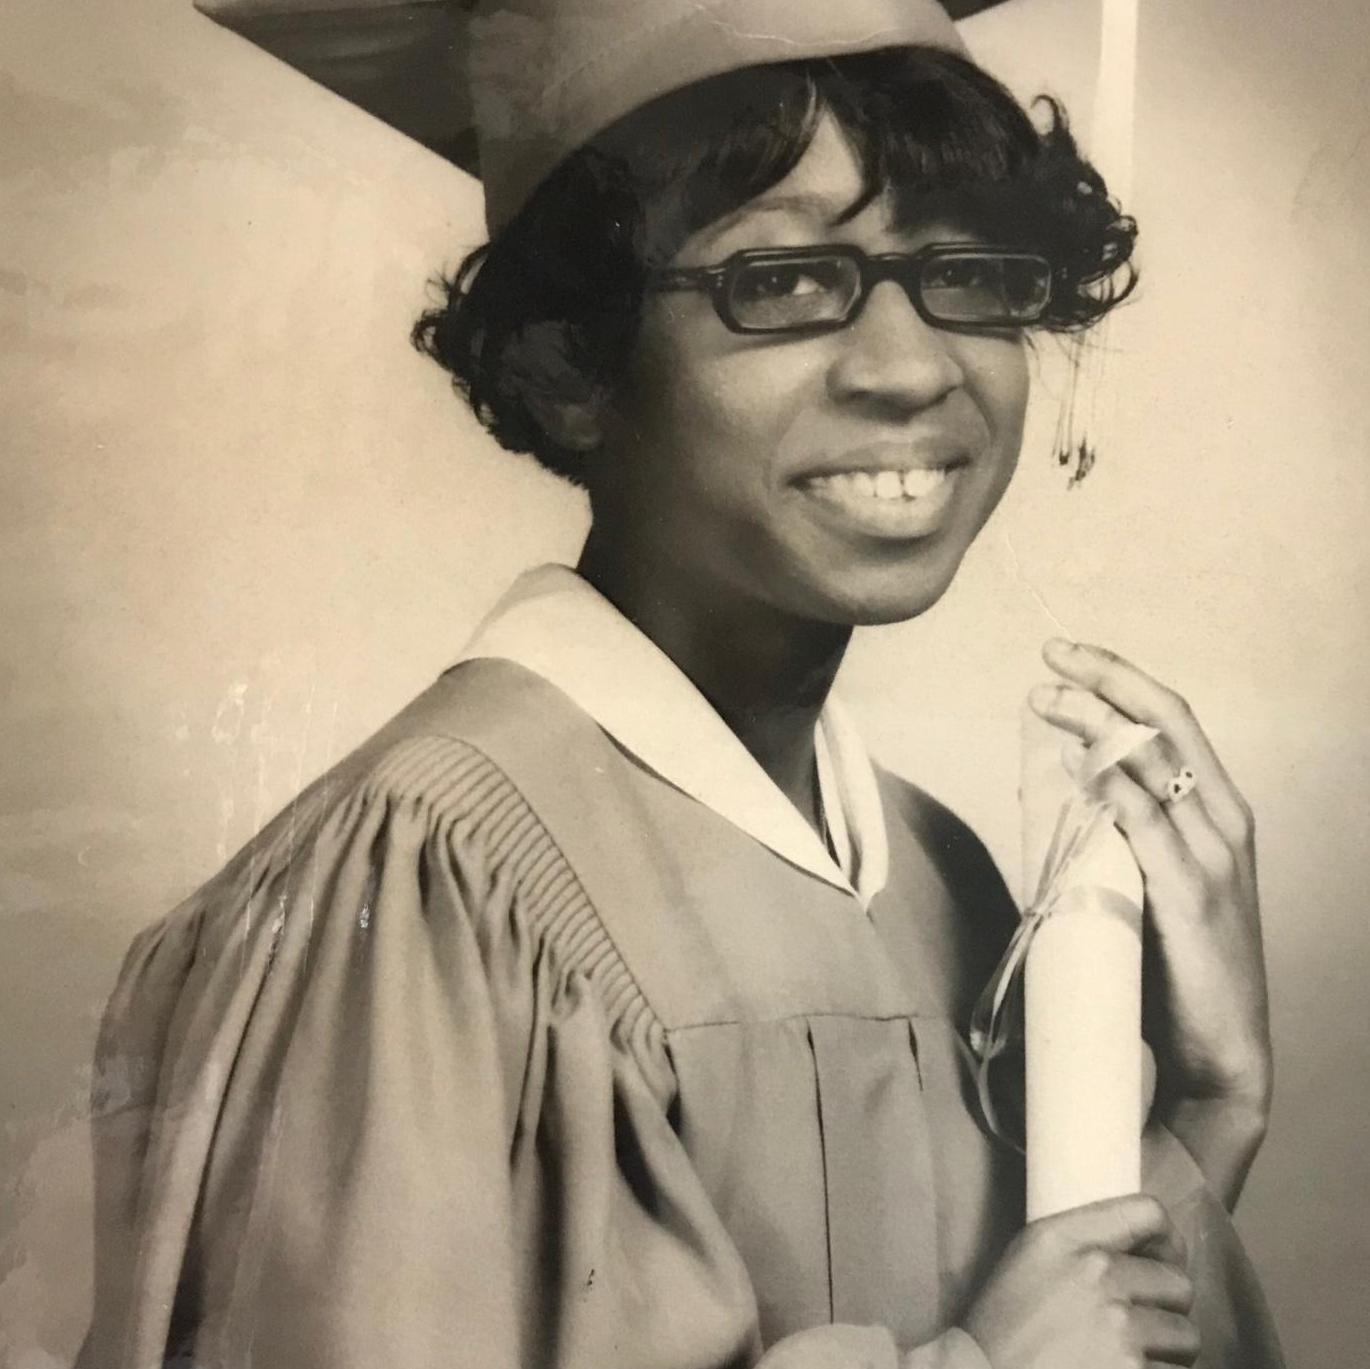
[75,735,990,1369]
[1142,1123,1287,1369]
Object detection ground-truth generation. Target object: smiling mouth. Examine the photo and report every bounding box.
[795,463,966,538]
[801,467,955,501]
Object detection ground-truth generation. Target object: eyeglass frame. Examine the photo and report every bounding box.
[644,241,1055,336]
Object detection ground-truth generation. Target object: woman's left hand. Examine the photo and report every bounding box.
[1028,638,1272,1204]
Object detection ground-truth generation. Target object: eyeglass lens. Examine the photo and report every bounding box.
[920,254,1050,324]
[723,251,1049,331]
[725,256,863,331]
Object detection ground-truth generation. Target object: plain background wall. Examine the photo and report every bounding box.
[2,0,1367,1363]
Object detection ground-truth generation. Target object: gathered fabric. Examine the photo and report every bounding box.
[78,661,1283,1369]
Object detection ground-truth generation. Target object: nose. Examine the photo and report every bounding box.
[826,277,965,415]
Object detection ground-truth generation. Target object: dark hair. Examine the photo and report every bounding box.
[413,45,1138,485]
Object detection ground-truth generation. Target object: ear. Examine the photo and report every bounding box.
[512,320,607,452]
[525,392,606,452]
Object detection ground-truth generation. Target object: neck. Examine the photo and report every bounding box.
[577,530,851,829]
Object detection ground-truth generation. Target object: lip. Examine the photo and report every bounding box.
[791,438,971,482]
[795,464,965,541]
[786,437,975,542]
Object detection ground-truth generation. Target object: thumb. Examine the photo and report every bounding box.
[1038,1194,1180,1260]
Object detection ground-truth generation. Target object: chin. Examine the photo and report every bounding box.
[839,583,959,627]
[790,548,970,627]
[762,479,1004,628]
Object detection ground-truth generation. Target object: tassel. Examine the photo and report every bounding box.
[1052,0,1138,486]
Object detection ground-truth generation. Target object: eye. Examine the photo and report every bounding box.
[924,257,996,294]
[724,254,860,331]
[919,253,1051,324]
[732,259,845,304]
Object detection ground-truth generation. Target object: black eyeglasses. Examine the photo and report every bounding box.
[646,242,1053,335]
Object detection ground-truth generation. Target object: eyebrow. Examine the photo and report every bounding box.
[694,191,854,247]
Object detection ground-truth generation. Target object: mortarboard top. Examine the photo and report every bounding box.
[195,0,1014,232]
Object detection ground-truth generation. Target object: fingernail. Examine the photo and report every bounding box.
[1027,683,1059,715]
[1043,637,1077,664]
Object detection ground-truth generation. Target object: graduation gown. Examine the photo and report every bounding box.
[77,655,1285,1369]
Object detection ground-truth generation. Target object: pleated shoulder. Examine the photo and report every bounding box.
[77,725,717,1369]
[82,693,986,1369]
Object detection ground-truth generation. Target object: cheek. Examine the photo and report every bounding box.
[690,354,822,456]
[618,325,819,478]
[960,336,1031,458]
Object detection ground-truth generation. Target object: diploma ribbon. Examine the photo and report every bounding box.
[967,721,1160,1149]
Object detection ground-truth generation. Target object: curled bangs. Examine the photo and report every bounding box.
[598,47,1046,244]
[816,48,1045,227]
[594,45,1137,327]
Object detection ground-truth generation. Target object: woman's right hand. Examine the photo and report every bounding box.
[960,1194,1199,1368]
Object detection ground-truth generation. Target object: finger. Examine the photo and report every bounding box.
[1041,639,1253,844]
[1042,691,1188,800]
[1027,684,1199,816]
[1075,734,1239,880]
[1107,1254,1195,1313]
[1027,679,1127,745]
[1085,766,1260,1009]
[1085,767,1197,893]
[1132,1307,1202,1365]
[1028,675,1253,890]
[1035,1193,1178,1257]
[1094,772,1253,963]
[1034,679,1253,873]
[1041,639,1205,752]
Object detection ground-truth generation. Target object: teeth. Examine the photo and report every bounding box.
[807,468,950,500]
[874,470,903,500]
[901,468,944,498]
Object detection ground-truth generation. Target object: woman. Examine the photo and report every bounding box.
[80,2,1282,1366]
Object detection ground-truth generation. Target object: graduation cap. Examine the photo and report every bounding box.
[194,0,1014,232]
[199,0,1139,480]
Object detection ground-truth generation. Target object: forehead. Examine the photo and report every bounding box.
[677,110,992,266]
[684,115,871,257]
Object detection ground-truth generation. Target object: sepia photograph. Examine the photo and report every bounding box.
[2,0,1367,1365]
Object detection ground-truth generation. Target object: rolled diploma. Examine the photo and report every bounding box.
[1021,713,1145,1221]
[1024,831,1142,1219]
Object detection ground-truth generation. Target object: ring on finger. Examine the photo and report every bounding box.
[1160,766,1198,805]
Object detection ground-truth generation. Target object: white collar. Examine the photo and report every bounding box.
[453,564,889,908]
